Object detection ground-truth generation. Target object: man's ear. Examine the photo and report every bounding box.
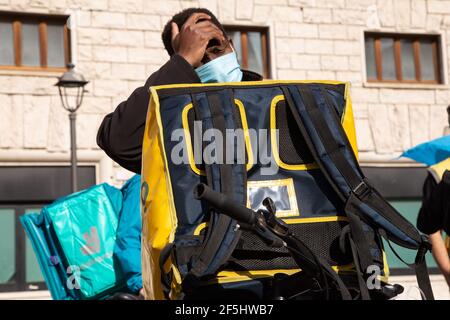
[171,22,180,54]
[171,22,179,41]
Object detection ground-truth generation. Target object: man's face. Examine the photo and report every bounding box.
[200,37,234,65]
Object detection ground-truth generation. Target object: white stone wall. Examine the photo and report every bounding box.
[0,0,449,183]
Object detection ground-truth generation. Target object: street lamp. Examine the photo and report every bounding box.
[55,63,89,193]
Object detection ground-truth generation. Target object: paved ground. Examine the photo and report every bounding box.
[390,275,449,300]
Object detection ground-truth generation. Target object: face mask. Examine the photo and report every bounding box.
[195,49,243,83]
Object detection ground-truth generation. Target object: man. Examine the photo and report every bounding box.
[97,8,262,297]
[97,8,262,174]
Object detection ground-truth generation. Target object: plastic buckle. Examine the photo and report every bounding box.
[420,234,432,251]
[352,180,370,199]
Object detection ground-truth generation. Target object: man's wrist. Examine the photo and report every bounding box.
[178,53,191,66]
[176,52,199,68]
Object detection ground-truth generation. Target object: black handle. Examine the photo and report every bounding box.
[194,183,256,225]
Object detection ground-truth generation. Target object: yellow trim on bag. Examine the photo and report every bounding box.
[247,178,300,218]
[140,87,183,299]
[235,99,255,171]
[270,95,319,171]
[212,263,356,285]
[213,269,298,284]
[181,103,202,175]
[380,250,390,283]
[152,88,184,299]
[270,88,358,171]
[284,216,348,224]
[151,79,350,91]
[193,215,349,237]
[193,222,208,236]
[151,86,179,243]
[342,84,359,160]
[181,99,254,176]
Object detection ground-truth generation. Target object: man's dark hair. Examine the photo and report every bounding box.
[161,8,227,56]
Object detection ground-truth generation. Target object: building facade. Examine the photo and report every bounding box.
[0,0,449,298]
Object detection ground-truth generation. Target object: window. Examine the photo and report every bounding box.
[225,26,271,79]
[0,12,70,71]
[0,205,47,292]
[0,166,96,293]
[364,32,442,84]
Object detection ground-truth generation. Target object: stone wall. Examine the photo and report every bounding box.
[0,0,449,184]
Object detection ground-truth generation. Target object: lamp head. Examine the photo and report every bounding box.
[56,64,89,113]
[55,63,89,88]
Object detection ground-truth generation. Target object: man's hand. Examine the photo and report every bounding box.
[171,13,225,68]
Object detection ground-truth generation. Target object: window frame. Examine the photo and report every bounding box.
[224,25,271,79]
[0,11,71,72]
[364,32,442,84]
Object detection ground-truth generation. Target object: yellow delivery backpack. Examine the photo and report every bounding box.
[141,80,433,300]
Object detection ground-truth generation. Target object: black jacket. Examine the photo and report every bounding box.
[97,54,262,174]
[417,171,450,235]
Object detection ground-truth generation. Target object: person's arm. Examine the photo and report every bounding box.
[417,174,441,233]
[429,231,450,286]
[96,54,200,174]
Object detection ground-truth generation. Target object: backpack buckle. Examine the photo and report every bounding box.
[352,180,371,199]
[420,234,432,251]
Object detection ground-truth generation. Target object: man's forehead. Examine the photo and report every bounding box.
[178,15,223,32]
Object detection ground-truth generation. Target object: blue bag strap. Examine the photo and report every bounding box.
[185,89,245,280]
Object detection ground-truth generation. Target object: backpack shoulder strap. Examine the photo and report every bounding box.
[186,89,246,280]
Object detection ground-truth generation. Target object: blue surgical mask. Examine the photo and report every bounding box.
[195,49,243,83]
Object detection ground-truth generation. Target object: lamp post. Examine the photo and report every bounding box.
[56,63,89,193]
